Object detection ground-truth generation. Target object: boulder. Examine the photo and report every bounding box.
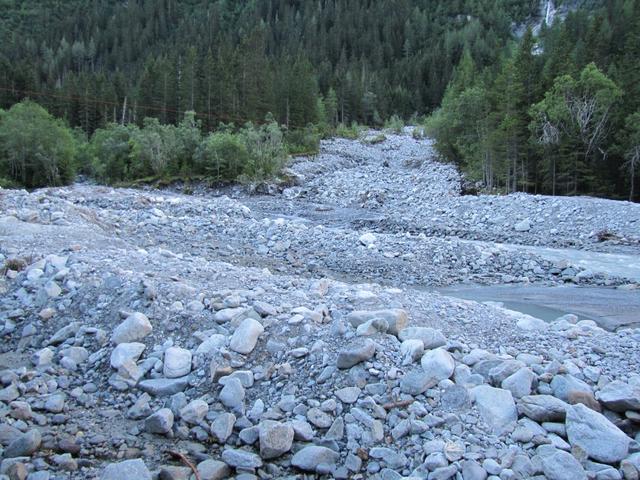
[229,318,264,354]
[3,430,41,458]
[211,413,236,443]
[336,339,376,369]
[346,309,408,335]
[291,446,340,472]
[259,420,294,459]
[219,377,245,410]
[100,459,151,480]
[536,445,587,480]
[138,377,189,397]
[180,399,209,424]
[551,374,592,402]
[359,233,376,246]
[111,312,152,345]
[420,348,455,382]
[144,408,174,435]
[514,219,531,232]
[110,342,145,369]
[335,387,361,404]
[221,449,262,469]
[398,327,446,349]
[597,380,640,412]
[163,347,192,378]
[400,339,424,365]
[502,368,535,399]
[518,395,568,422]
[566,403,630,464]
[473,385,517,434]
[400,370,436,395]
[196,460,230,480]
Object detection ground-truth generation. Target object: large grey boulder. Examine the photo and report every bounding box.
[291,445,340,472]
[219,377,245,410]
[144,408,174,435]
[335,387,361,404]
[180,399,209,424]
[221,449,263,469]
[111,312,152,345]
[597,380,640,412]
[3,430,41,458]
[536,445,587,480]
[163,347,192,378]
[346,309,408,335]
[336,339,376,369]
[100,459,151,480]
[550,374,592,402]
[502,367,535,399]
[461,460,488,480]
[472,385,517,434]
[400,370,436,395]
[400,339,425,365]
[229,318,264,354]
[196,459,230,480]
[514,218,531,232]
[566,403,630,464]
[138,377,189,396]
[259,420,294,459]
[421,348,455,382]
[110,342,145,369]
[398,327,446,349]
[211,412,236,443]
[518,395,568,422]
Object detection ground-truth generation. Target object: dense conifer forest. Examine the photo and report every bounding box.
[0,0,638,200]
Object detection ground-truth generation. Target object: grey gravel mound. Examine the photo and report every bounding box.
[0,131,639,479]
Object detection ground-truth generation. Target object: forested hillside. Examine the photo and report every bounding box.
[0,0,539,129]
[0,0,638,199]
[428,0,640,200]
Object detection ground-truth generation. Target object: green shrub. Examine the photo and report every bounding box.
[195,131,249,180]
[384,114,404,134]
[0,100,76,188]
[286,125,321,155]
[89,123,140,184]
[336,122,363,140]
[131,118,180,176]
[240,119,287,180]
[412,125,427,139]
[168,111,202,175]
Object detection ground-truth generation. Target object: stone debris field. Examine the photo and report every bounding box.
[1,130,640,479]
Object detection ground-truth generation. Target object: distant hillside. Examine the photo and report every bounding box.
[0,0,544,130]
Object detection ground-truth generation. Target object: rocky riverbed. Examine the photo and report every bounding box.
[0,130,639,480]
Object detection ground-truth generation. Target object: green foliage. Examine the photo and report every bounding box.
[285,126,321,156]
[427,6,640,200]
[172,112,202,175]
[195,131,249,180]
[131,118,178,176]
[384,115,404,134]
[531,63,621,193]
[620,111,640,201]
[240,119,287,181]
[335,123,364,140]
[89,123,139,184]
[0,100,76,188]
[0,0,541,128]
[412,126,426,140]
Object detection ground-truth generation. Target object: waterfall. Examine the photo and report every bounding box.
[544,0,556,26]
